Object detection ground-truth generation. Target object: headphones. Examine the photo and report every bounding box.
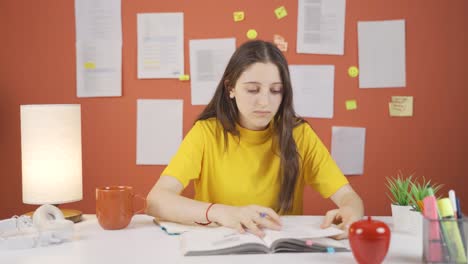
[0,204,74,250]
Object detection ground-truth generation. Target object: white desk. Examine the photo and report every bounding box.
[0,215,423,264]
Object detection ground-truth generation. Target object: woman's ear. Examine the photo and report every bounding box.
[224,80,235,99]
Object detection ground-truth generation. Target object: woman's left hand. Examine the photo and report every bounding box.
[320,184,364,240]
[320,206,361,240]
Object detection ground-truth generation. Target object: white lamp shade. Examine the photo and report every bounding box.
[20,104,83,204]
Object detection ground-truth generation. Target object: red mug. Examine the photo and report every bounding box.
[96,186,146,230]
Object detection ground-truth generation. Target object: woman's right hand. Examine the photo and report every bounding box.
[209,204,282,237]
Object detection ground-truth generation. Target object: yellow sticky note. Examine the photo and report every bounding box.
[84,62,96,69]
[346,100,357,110]
[179,74,190,81]
[389,96,413,117]
[348,66,359,78]
[247,29,258,39]
[233,11,245,22]
[274,6,288,19]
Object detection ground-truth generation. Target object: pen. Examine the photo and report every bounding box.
[448,190,457,219]
[456,198,462,219]
[437,198,467,263]
[455,197,466,250]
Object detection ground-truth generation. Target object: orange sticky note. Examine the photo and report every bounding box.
[273,34,288,52]
[274,6,288,19]
[233,11,245,22]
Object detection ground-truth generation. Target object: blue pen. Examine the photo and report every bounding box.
[456,198,466,250]
[456,198,462,219]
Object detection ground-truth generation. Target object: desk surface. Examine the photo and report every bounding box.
[1,215,423,264]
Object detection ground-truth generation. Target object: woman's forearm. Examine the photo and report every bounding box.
[338,190,365,218]
[146,187,213,224]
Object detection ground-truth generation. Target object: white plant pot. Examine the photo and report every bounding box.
[391,204,413,233]
[408,209,423,236]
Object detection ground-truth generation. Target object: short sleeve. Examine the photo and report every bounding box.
[297,124,349,198]
[161,121,205,188]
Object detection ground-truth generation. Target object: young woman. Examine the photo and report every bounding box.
[146,40,364,239]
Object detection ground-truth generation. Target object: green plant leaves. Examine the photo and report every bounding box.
[408,176,443,212]
[385,173,413,206]
[385,172,443,211]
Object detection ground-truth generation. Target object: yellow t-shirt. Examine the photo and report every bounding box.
[161,118,348,215]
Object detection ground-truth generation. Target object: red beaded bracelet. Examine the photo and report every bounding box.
[195,203,215,226]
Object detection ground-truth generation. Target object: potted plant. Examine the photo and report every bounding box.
[386,172,414,233]
[407,177,443,236]
[386,172,443,235]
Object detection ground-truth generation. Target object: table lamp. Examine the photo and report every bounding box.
[20,104,83,223]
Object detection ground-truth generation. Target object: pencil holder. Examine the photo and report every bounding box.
[422,216,467,263]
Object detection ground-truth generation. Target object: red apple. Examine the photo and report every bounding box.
[349,216,391,264]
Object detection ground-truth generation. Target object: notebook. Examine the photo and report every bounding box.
[156,216,350,256]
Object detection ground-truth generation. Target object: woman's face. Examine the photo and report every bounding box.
[229,62,283,131]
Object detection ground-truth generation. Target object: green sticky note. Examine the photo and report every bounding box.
[346,100,357,110]
[274,6,287,19]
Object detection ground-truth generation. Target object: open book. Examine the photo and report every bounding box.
[156,216,350,256]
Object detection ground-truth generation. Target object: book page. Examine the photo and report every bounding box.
[262,216,344,247]
[181,227,267,255]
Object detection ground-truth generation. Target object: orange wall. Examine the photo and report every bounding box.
[1,0,467,219]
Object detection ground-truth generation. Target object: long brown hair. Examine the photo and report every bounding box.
[197,40,304,214]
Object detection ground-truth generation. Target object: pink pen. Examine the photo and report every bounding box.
[423,188,443,262]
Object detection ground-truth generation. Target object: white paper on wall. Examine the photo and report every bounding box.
[331,126,366,175]
[297,0,346,55]
[136,99,183,165]
[189,38,236,105]
[358,19,406,88]
[74,0,122,97]
[137,13,184,79]
[290,65,335,118]
[76,41,122,97]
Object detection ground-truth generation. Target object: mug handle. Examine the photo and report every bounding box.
[133,194,147,215]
